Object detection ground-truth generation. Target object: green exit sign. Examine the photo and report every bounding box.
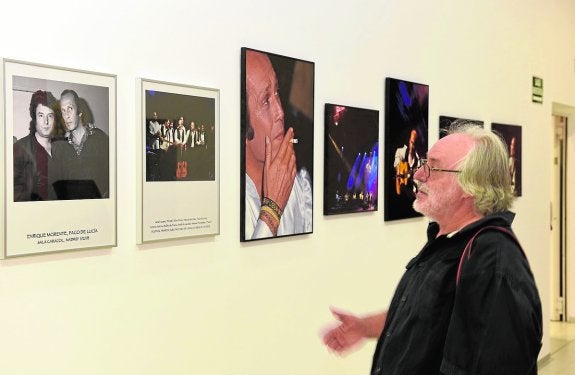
[532,76,543,103]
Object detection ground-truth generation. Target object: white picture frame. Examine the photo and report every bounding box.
[136,78,220,243]
[2,59,117,258]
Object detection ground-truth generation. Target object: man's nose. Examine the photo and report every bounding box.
[271,95,284,122]
[413,165,426,182]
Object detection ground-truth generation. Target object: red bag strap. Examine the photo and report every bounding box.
[456,226,524,285]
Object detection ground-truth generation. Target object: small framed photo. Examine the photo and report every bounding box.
[136,78,220,243]
[439,115,483,138]
[491,122,522,197]
[324,104,379,215]
[1,59,116,258]
[240,47,314,241]
[384,77,428,221]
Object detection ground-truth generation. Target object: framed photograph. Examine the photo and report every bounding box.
[491,122,522,197]
[439,115,483,138]
[240,47,314,241]
[136,78,220,243]
[324,104,379,215]
[384,77,428,221]
[1,59,116,258]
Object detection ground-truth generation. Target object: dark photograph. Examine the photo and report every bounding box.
[324,104,379,215]
[491,123,522,197]
[439,115,483,139]
[240,47,314,241]
[384,77,428,221]
[145,90,216,182]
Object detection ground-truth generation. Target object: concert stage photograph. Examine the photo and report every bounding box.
[324,104,379,215]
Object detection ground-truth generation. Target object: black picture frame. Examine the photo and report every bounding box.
[240,47,314,241]
[384,77,428,221]
[324,103,379,215]
[439,115,483,139]
[491,122,522,197]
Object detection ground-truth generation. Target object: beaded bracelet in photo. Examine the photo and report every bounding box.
[260,204,280,223]
[262,197,283,218]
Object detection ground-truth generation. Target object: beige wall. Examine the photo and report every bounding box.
[1,0,574,373]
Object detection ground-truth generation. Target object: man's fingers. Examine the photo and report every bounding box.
[264,135,271,169]
[276,127,294,161]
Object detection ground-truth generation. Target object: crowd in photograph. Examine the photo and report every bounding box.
[146,111,215,181]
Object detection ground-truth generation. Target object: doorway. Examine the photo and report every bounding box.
[551,102,575,322]
[551,114,567,321]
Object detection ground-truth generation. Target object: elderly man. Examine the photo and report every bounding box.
[322,123,542,375]
[243,49,312,240]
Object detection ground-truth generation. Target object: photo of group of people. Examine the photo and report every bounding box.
[12,76,110,201]
[138,80,220,243]
[145,90,215,182]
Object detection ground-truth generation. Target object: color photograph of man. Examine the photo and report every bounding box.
[241,48,314,241]
[491,123,522,197]
[384,78,428,221]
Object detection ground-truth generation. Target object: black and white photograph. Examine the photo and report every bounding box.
[2,59,116,257]
[12,77,110,201]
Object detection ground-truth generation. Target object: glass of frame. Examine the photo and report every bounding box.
[240,47,314,242]
[136,78,220,243]
[324,103,379,215]
[491,122,522,197]
[1,59,117,258]
[384,77,428,222]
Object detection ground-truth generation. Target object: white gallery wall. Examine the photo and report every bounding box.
[1,0,574,374]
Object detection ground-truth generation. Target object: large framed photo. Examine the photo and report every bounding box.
[1,59,116,258]
[491,122,522,197]
[137,79,220,243]
[384,77,428,221]
[240,47,314,242]
[324,104,379,215]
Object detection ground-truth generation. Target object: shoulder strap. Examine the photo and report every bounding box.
[456,226,525,286]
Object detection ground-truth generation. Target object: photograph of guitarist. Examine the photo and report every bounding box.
[393,129,421,196]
